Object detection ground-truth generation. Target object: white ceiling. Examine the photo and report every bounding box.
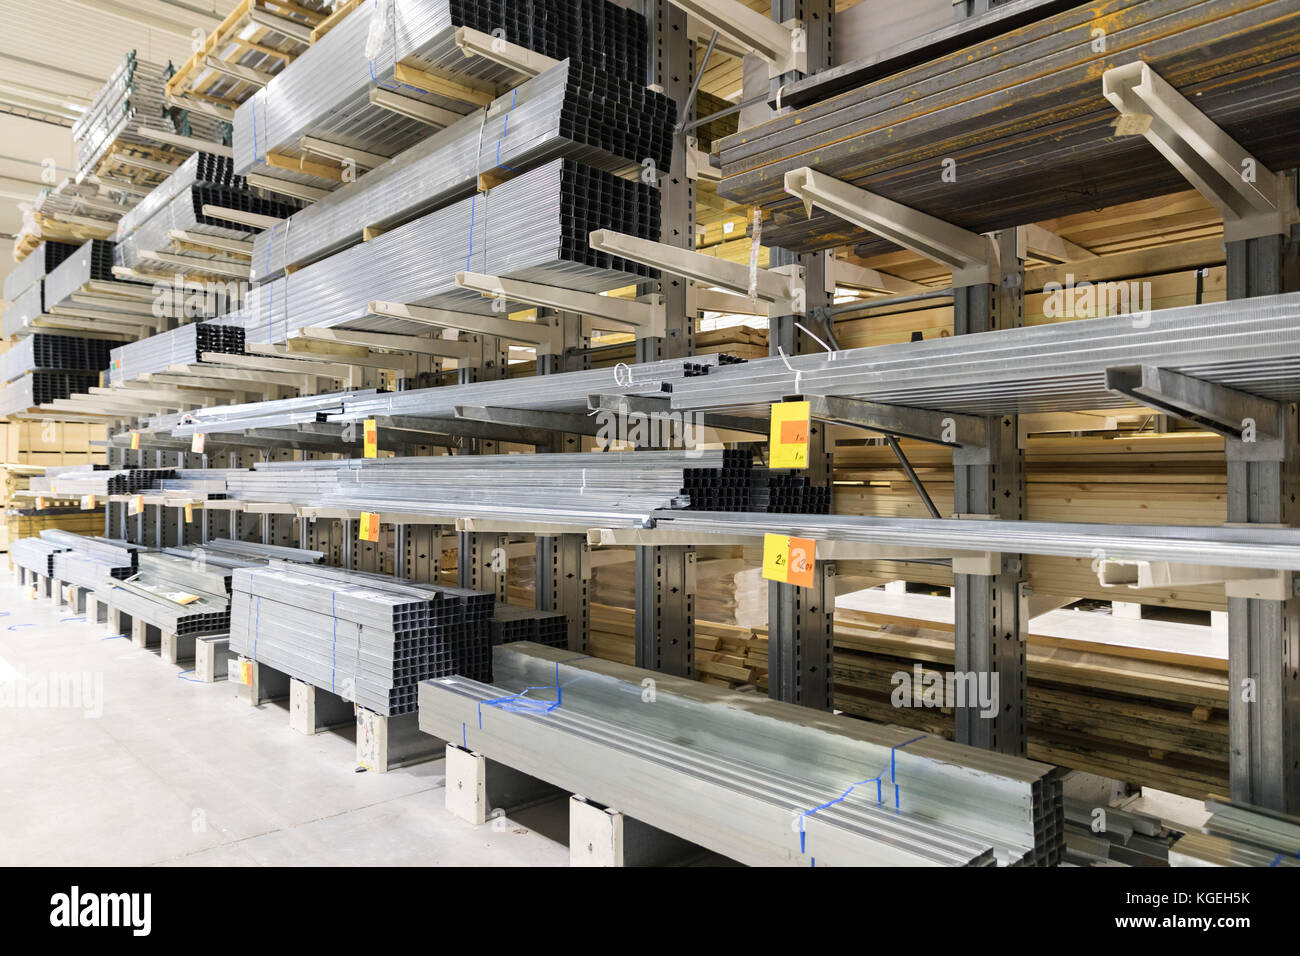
[0,0,241,282]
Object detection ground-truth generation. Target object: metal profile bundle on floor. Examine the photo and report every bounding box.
[421,643,1064,866]
[714,0,1300,253]
[228,561,494,715]
[1170,800,1300,866]
[249,58,674,282]
[9,537,71,579]
[43,532,143,588]
[227,158,660,345]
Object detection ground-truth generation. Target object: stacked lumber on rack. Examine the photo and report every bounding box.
[832,430,1229,611]
[715,0,1300,254]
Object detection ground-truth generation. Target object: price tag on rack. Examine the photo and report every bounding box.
[184,503,194,523]
[80,494,96,511]
[762,533,816,589]
[130,430,140,450]
[359,512,380,542]
[363,419,378,458]
[128,495,143,516]
[769,400,811,469]
[35,496,45,511]
[191,432,206,454]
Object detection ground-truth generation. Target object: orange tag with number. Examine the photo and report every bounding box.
[360,512,380,541]
[762,533,816,588]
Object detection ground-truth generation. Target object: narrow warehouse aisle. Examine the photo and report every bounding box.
[0,575,567,867]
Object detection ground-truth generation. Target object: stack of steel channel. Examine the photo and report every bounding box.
[668,294,1300,416]
[1170,801,1300,867]
[42,531,142,588]
[421,644,1063,865]
[1,281,45,339]
[113,177,299,275]
[42,240,149,316]
[108,321,247,385]
[0,335,115,386]
[3,241,79,305]
[229,562,494,715]
[168,354,720,435]
[228,159,660,345]
[250,59,673,282]
[72,53,176,177]
[30,467,177,498]
[233,0,649,183]
[226,450,712,525]
[9,537,70,579]
[0,371,102,417]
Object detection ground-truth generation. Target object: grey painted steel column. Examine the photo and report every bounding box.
[764,0,836,709]
[1227,221,1300,812]
[953,229,1027,755]
[634,0,697,676]
[457,334,507,600]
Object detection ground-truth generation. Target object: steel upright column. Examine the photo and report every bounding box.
[762,0,836,710]
[634,0,696,676]
[952,228,1027,755]
[1226,218,1300,812]
[457,334,508,601]
[536,310,592,653]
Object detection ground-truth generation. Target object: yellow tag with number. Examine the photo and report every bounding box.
[241,660,253,685]
[80,494,95,511]
[363,419,378,458]
[769,401,811,469]
[762,533,816,589]
[191,432,206,454]
[128,495,143,516]
[130,430,140,450]
[184,503,194,523]
[360,512,380,541]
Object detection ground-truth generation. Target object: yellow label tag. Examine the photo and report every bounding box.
[128,495,143,516]
[184,503,194,523]
[769,401,811,469]
[363,419,378,458]
[191,432,206,454]
[80,494,95,511]
[241,660,253,685]
[762,533,816,589]
[130,430,140,450]
[35,496,45,510]
[359,512,380,541]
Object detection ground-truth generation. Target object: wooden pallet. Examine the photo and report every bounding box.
[166,0,337,121]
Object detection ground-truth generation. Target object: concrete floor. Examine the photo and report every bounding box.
[0,573,570,866]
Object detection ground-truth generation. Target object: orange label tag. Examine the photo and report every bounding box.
[130,431,140,450]
[184,503,194,523]
[762,533,816,589]
[191,432,206,454]
[769,401,811,470]
[360,512,380,541]
[36,497,45,510]
[80,494,95,511]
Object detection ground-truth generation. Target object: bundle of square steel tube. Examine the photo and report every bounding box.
[10,537,70,579]
[249,58,673,283]
[227,158,660,345]
[420,643,1064,866]
[229,561,494,716]
[42,531,142,588]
